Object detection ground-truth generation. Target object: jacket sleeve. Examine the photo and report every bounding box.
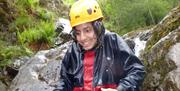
[109,33,145,91]
[117,55,145,91]
[53,48,74,91]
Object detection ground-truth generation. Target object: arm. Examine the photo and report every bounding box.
[101,55,145,91]
[108,33,145,91]
[117,54,145,91]
[53,49,74,91]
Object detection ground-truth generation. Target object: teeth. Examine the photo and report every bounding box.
[83,42,88,45]
[83,43,88,47]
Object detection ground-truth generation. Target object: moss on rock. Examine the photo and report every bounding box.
[142,6,180,91]
[145,6,180,52]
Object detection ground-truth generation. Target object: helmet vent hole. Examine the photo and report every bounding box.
[94,10,96,13]
[87,8,92,15]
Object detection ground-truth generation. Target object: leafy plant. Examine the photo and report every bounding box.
[17,20,55,46]
[0,0,58,70]
[0,45,32,68]
[9,15,35,32]
[98,0,177,35]
[36,7,55,21]
[15,0,39,10]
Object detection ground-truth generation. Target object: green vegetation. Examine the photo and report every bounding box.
[63,0,75,6]
[0,0,56,69]
[98,0,179,35]
[0,40,32,69]
[17,20,55,46]
[0,46,32,68]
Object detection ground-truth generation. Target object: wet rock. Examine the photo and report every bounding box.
[125,38,135,53]
[141,6,180,91]
[0,81,7,91]
[123,6,180,91]
[8,42,72,91]
[159,43,180,91]
[54,18,72,46]
[123,30,150,57]
[13,56,30,69]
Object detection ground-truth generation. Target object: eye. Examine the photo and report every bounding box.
[84,27,93,33]
[85,29,90,33]
[75,31,80,36]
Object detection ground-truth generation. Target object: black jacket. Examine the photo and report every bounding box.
[54,31,145,91]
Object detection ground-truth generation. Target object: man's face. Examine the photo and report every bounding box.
[75,22,97,50]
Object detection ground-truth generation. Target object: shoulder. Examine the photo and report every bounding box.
[65,42,80,55]
[104,30,124,42]
[104,30,133,54]
[62,42,80,66]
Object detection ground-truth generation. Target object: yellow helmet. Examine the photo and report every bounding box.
[69,0,103,27]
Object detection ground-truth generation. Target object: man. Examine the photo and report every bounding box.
[54,0,145,91]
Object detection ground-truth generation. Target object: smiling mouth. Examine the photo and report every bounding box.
[82,43,88,47]
[81,41,90,47]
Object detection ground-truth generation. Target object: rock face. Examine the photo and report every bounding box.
[8,42,72,91]
[39,0,69,17]
[54,18,72,46]
[141,6,180,91]
[159,43,180,91]
[123,6,180,91]
[0,81,7,91]
[0,0,17,43]
[7,17,72,91]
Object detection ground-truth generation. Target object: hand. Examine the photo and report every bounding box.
[101,88,118,91]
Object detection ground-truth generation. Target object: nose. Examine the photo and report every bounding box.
[79,32,86,41]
